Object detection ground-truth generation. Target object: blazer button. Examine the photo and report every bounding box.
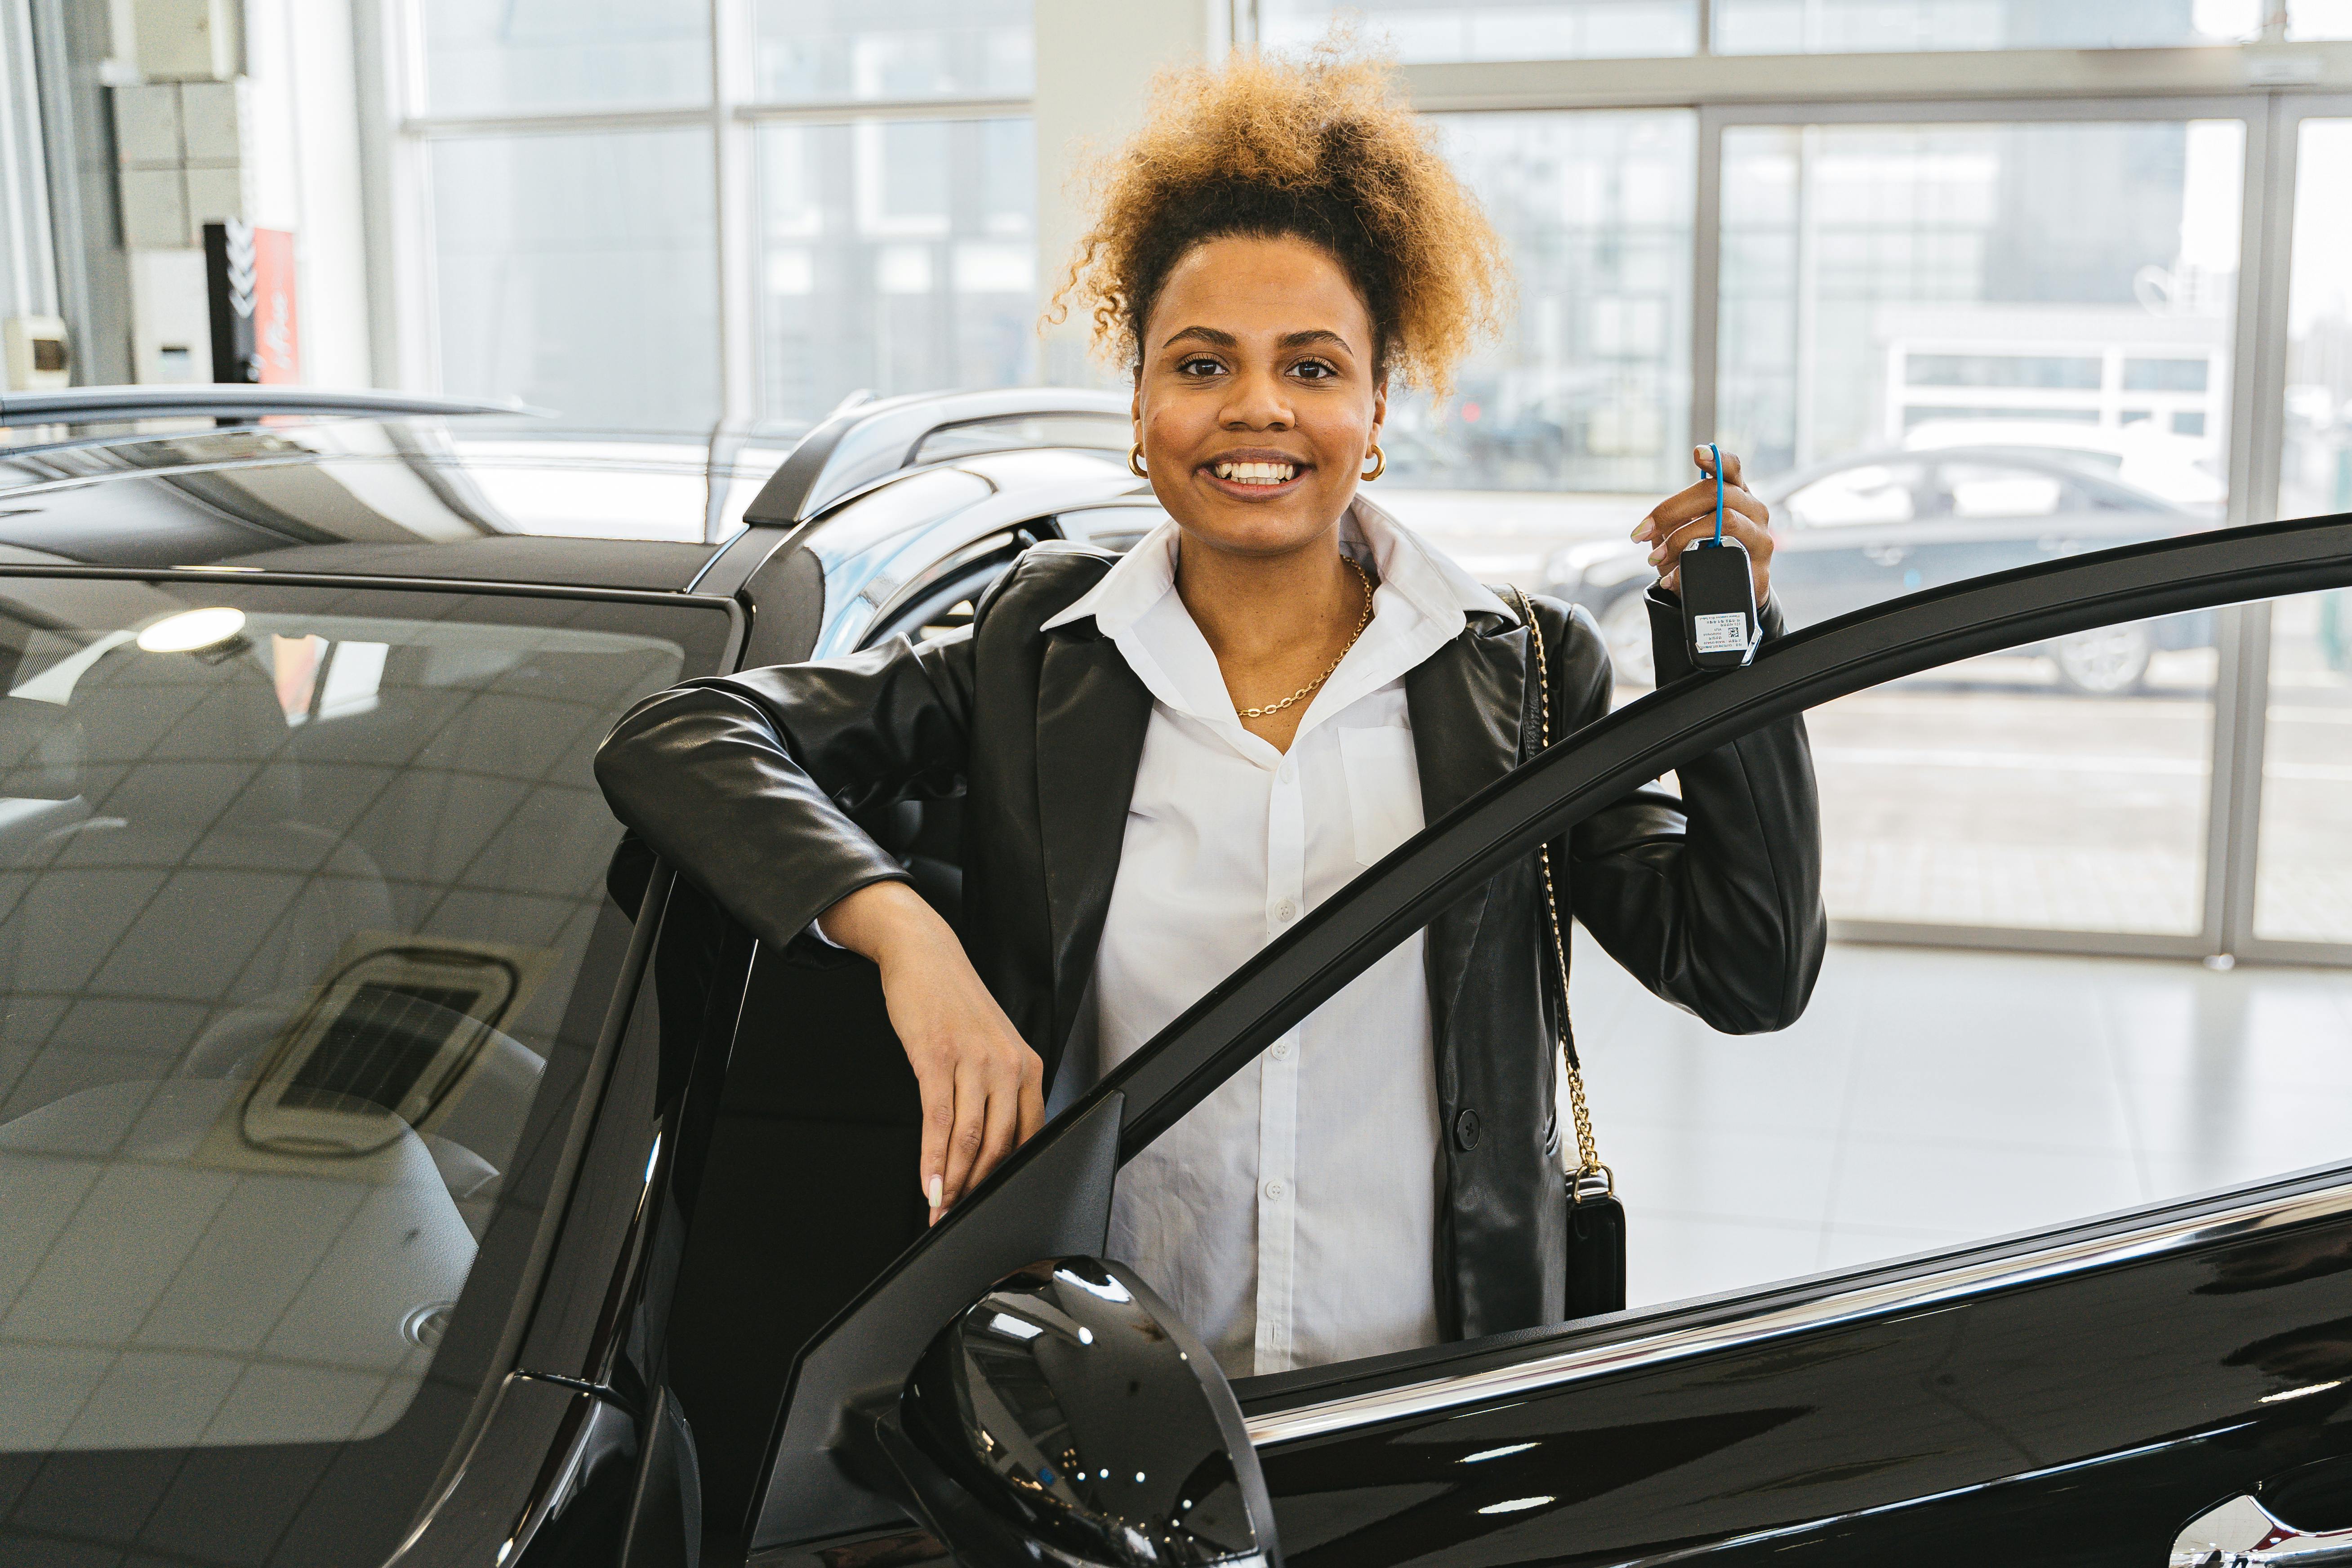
[1454,1108,1482,1150]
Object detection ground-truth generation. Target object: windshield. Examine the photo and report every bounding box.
[0,578,728,1560]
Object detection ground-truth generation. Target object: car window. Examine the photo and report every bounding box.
[1782,462,1922,527]
[0,579,730,1558]
[1936,459,2076,518]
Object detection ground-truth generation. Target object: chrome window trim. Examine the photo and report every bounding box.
[1246,1174,2352,1448]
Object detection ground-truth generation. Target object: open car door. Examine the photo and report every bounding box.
[742,511,2352,1568]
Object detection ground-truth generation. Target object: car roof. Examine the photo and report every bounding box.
[0,387,1132,592]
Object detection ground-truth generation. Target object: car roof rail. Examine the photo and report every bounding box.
[741,386,1128,527]
[0,386,552,426]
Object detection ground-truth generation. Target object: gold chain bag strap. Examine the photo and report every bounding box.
[1510,586,1628,1319]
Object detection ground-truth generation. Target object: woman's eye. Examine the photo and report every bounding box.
[1177,356,1225,377]
[1292,360,1337,380]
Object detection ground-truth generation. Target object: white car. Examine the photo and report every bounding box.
[1902,418,2226,512]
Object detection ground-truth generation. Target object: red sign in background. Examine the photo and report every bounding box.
[253,227,299,383]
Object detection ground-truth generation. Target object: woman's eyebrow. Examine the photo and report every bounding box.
[1162,325,1238,349]
[1158,325,1355,352]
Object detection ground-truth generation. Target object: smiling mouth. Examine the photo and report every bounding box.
[1208,459,1303,486]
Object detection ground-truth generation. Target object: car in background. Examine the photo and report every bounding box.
[1542,444,2216,691]
[1902,417,2227,513]
[9,385,2352,1568]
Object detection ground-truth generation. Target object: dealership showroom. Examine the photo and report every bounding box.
[6,1,2352,1564]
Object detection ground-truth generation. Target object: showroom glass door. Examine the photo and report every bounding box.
[1700,100,2262,954]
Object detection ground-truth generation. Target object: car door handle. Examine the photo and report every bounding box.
[2173,1494,2352,1564]
[1863,545,1909,566]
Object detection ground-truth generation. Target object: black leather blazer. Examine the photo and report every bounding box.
[594,541,1826,1341]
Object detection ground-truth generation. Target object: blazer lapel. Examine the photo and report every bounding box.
[1034,626,1153,1065]
[1405,611,1528,1065]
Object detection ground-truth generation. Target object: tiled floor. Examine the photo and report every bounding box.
[1568,933,2352,1308]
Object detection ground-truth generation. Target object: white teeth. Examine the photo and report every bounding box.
[1212,461,1297,485]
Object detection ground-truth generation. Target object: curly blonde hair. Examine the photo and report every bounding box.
[1044,42,1508,396]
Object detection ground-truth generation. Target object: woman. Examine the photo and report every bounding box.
[596,47,1824,1378]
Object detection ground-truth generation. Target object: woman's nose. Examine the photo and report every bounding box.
[1219,366,1293,430]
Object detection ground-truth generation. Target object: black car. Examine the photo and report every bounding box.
[2,386,2349,1568]
[1542,445,2217,692]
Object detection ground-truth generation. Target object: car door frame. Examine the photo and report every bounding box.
[746,509,2352,1557]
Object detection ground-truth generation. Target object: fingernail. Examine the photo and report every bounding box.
[1648,549,1664,566]
[927,1174,943,1209]
[1631,521,1651,541]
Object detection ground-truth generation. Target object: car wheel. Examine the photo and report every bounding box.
[2052,623,2153,695]
[1599,590,1655,689]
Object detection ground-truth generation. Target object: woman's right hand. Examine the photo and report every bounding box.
[818,880,1045,1224]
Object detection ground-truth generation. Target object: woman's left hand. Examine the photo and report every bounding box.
[1633,446,1774,604]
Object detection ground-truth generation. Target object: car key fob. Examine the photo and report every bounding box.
[1680,537,1758,669]
[1679,443,1760,670]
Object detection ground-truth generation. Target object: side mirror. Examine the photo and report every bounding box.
[851,1256,1281,1568]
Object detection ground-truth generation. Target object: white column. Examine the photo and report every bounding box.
[1032,0,1232,388]
[279,0,369,386]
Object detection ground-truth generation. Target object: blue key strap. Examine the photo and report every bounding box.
[1707,442,1724,544]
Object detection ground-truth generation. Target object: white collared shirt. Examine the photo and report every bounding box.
[1043,499,1512,1378]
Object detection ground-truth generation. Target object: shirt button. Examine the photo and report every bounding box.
[1454,1108,1483,1150]
[1272,898,1297,922]
[1277,758,1296,784]
[1270,1038,1292,1060]
[1263,1180,1286,1201]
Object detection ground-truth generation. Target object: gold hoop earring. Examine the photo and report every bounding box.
[1361,445,1386,482]
[1128,442,1148,479]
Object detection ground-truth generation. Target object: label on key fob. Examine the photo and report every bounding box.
[1691,612,1749,654]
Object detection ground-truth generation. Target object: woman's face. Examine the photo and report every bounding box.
[1132,233,1386,560]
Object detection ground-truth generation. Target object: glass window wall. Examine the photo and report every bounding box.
[429,129,721,433]
[756,118,1037,425]
[1713,0,2266,53]
[1261,0,1698,60]
[1381,110,1694,581]
[751,0,1033,102]
[1718,119,2243,491]
[2293,1,2352,38]
[417,0,712,115]
[1709,116,2243,936]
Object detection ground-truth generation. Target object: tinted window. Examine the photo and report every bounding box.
[0,580,728,1560]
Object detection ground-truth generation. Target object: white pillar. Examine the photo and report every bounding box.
[1032,0,1232,388]
[279,0,369,386]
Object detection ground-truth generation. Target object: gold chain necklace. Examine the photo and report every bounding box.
[1236,557,1375,721]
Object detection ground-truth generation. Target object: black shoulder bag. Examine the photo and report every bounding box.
[1510,587,1629,1320]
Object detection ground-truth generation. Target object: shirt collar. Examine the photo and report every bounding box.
[1040,496,1510,637]
[1041,498,1513,753]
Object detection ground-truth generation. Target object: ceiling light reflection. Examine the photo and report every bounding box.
[136,606,247,653]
